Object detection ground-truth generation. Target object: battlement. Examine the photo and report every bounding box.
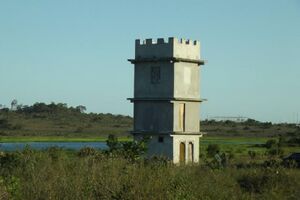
[135,37,201,60]
[135,37,199,46]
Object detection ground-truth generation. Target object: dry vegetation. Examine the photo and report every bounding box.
[0,147,300,200]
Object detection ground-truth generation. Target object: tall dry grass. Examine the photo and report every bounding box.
[0,147,299,200]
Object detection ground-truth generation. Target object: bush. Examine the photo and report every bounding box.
[206,144,220,157]
[263,158,282,168]
[0,152,21,174]
[286,137,300,146]
[77,147,98,157]
[238,173,269,193]
[46,147,66,161]
[265,139,277,149]
[12,123,23,130]
[267,148,284,157]
[0,177,9,200]
[75,126,84,133]
[106,134,120,151]
[248,151,256,159]
[106,135,149,162]
[0,119,11,129]
[283,159,298,168]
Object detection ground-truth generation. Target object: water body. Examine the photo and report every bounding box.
[0,140,264,151]
[0,142,108,151]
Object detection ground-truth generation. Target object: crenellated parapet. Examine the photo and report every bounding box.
[135,37,201,60]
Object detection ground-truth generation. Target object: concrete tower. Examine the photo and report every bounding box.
[128,37,205,164]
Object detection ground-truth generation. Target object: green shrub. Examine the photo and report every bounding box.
[265,139,277,149]
[0,152,21,174]
[263,158,282,168]
[267,147,284,157]
[0,177,9,200]
[206,144,220,157]
[106,134,120,151]
[248,150,256,159]
[4,176,21,199]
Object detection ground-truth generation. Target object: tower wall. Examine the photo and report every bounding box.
[134,102,173,133]
[173,102,200,133]
[134,63,174,98]
[172,135,200,164]
[129,37,204,164]
[174,62,200,99]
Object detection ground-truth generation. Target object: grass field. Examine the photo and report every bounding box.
[0,136,131,143]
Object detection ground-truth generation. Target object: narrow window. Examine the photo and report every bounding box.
[179,103,185,131]
[158,136,164,143]
[151,66,161,84]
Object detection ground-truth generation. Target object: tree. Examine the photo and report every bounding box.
[106,134,120,151]
[76,105,87,113]
[106,134,149,162]
[11,99,18,110]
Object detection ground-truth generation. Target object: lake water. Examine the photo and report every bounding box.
[0,142,108,151]
[0,140,264,151]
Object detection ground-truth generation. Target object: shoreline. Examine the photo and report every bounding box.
[0,135,268,143]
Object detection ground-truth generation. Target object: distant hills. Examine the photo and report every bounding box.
[0,102,299,138]
[0,102,132,137]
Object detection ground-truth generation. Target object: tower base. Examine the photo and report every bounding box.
[134,134,202,164]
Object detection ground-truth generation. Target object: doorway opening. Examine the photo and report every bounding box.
[188,142,194,163]
[179,142,186,163]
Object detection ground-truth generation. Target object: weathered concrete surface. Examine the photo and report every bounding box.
[134,101,173,133]
[173,102,200,133]
[134,63,174,98]
[143,135,173,159]
[129,37,204,164]
[172,134,201,164]
[174,62,200,99]
[135,37,200,60]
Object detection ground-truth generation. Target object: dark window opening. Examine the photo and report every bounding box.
[151,66,161,84]
[158,136,164,143]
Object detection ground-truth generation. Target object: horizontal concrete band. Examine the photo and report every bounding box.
[128,57,205,65]
[127,97,206,102]
[131,131,204,136]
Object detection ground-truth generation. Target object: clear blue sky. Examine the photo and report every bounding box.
[0,0,299,123]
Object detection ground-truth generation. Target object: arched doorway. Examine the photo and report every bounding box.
[188,142,194,163]
[179,142,186,163]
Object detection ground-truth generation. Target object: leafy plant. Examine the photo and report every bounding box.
[206,144,220,157]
